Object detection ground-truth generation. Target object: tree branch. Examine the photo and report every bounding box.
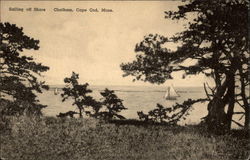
[232,119,244,127]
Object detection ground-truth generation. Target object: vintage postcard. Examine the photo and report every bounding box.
[1,0,249,159]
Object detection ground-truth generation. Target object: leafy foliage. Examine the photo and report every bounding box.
[97,89,127,120]
[57,111,78,118]
[61,72,127,120]
[138,98,207,124]
[61,72,98,118]
[0,22,49,116]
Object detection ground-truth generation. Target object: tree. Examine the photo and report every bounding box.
[61,73,127,120]
[121,0,249,131]
[138,99,207,124]
[61,72,98,118]
[0,22,49,116]
[98,88,127,120]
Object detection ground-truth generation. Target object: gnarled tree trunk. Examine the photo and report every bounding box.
[204,69,229,133]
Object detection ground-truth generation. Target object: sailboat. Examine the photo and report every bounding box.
[54,88,59,95]
[164,85,180,100]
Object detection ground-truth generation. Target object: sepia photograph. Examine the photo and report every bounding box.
[0,0,249,159]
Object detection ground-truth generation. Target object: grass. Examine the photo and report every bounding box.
[0,116,249,160]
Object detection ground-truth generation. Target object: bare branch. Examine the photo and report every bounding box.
[206,82,215,95]
[239,114,245,121]
[235,100,245,109]
[232,119,244,127]
[233,112,245,114]
[203,83,212,100]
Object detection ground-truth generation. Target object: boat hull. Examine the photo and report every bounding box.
[165,97,177,100]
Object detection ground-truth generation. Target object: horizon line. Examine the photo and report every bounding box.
[47,84,205,87]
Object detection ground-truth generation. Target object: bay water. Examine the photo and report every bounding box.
[39,85,208,125]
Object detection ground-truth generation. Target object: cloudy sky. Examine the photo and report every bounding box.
[1,1,209,86]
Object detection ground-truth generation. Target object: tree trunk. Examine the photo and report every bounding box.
[225,74,235,130]
[239,67,250,129]
[206,97,227,132]
[245,104,250,130]
[204,72,228,133]
[79,108,83,118]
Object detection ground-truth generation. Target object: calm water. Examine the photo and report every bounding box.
[38,85,209,125]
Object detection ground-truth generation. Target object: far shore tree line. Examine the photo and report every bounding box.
[0,0,249,133]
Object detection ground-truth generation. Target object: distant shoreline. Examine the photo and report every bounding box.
[47,85,205,93]
[48,84,205,88]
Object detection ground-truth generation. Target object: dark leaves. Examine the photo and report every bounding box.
[138,98,208,124]
[121,0,248,85]
[0,22,49,116]
[98,88,127,120]
[61,73,127,120]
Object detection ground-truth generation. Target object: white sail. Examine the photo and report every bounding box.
[54,88,59,95]
[164,85,179,100]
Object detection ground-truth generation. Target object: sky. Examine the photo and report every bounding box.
[1,1,211,87]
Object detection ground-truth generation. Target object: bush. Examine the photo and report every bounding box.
[0,99,45,117]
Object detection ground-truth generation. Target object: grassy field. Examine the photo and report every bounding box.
[0,116,249,160]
